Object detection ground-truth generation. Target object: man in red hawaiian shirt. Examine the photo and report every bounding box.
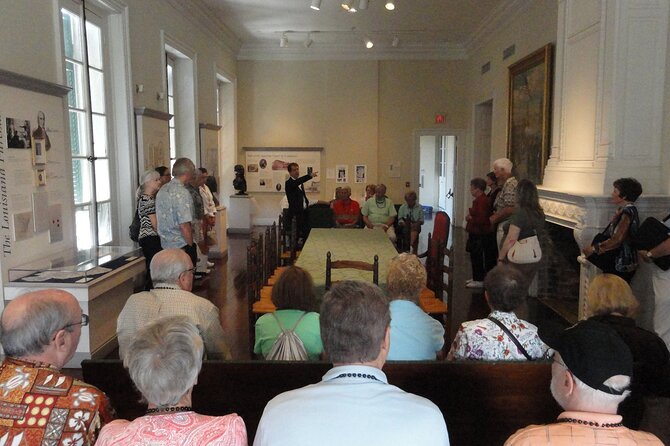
[0,289,114,445]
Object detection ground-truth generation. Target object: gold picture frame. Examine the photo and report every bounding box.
[507,44,553,184]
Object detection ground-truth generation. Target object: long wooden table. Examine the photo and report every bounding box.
[295,228,398,297]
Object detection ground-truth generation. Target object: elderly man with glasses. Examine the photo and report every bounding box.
[117,248,231,360]
[505,320,663,445]
[0,289,114,445]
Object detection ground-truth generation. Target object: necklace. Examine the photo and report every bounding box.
[146,406,193,415]
[333,372,381,382]
[375,198,386,208]
[556,417,622,428]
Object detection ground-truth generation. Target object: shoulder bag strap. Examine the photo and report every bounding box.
[271,312,286,332]
[487,316,533,360]
[289,312,307,331]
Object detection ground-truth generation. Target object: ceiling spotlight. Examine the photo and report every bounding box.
[364,37,374,49]
[359,0,368,9]
[304,33,313,48]
[392,36,399,47]
[280,33,288,48]
[310,0,321,10]
[341,0,355,11]
[385,1,395,10]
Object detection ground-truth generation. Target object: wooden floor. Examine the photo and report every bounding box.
[190,216,513,360]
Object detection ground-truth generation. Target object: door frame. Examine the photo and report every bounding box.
[412,128,467,225]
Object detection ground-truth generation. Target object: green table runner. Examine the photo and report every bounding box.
[296,228,398,298]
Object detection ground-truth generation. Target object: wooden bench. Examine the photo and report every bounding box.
[82,360,559,445]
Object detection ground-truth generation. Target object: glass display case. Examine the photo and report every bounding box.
[8,245,141,283]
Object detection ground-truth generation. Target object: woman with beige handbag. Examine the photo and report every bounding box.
[497,179,545,291]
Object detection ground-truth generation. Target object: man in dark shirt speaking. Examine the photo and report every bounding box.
[285,163,317,241]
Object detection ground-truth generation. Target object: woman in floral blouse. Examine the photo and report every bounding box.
[448,264,548,361]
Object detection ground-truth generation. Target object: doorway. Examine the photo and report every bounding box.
[418,133,457,219]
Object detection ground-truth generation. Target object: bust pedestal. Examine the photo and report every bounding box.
[228,194,253,234]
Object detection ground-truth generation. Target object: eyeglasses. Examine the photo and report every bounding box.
[181,267,197,276]
[63,313,89,330]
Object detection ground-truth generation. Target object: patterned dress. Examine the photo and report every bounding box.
[96,412,247,446]
[0,357,114,446]
[448,310,548,360]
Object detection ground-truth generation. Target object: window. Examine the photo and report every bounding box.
[62,4,116,249]
[167,55,176,168]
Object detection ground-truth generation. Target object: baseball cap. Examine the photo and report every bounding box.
[540,319,633,395]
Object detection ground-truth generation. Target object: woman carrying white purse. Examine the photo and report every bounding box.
[497,179,545,293]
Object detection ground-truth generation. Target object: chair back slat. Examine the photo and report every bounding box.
[325,251,379,290]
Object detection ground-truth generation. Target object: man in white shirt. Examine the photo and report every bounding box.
[254,280,450,446]
[116,248,231,360]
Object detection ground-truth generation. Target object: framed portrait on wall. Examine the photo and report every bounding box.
[507,44,553,184]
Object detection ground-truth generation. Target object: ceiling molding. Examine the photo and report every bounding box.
[163,0,241,56]
[464,0,534,54]
[237,42,468,61]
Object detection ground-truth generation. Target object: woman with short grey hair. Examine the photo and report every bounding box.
[386,254,445,360]
[96,316,247,445]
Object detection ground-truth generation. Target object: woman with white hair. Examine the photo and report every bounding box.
[96,316,247,445]
[137,169,163,290]
[386,253,445,360]
[490,158,518,248]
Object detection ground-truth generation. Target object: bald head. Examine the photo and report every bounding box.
[1,289,80,359]
[149,248,193,286]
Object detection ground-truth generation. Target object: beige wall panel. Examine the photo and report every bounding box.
[378,60,467,202]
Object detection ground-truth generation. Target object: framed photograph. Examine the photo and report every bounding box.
[336,165,348,183]
[35,169,46,186]
[32,138,46,164]
[355,165,366,184]
[507,44,553,184]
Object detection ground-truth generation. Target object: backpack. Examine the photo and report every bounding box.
[129,204,140,242]
[265,312,308,361]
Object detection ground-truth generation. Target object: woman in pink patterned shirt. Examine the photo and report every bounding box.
[96,316,247,446]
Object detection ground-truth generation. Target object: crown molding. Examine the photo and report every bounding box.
[163,0,241,56]
[237,42,468,61]
[464,0,534,54]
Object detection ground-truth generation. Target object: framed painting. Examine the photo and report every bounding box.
[507,44,553,184]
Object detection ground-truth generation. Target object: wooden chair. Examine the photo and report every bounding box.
[419,235,451,325]
[325,251,379,290]
[279,214,300,266]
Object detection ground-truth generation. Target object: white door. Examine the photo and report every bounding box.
[438,136,456,218]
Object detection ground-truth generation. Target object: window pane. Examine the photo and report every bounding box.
[89,69,105,114]
[66,61,85,109]
[97,202,112,245]
[69,110,88,156]
[72,159,92,205]
[169,129,176,158]
[92,114,107,157]
[85,21,103,69]
[61,9,82,61]
[76,206,93,250]
[167,62,173,95]
[95,159,111,201]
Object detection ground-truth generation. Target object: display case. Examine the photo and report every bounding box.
[4,246,145,367]
[9,245,142,283]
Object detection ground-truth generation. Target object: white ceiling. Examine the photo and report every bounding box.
[198,0,524,60]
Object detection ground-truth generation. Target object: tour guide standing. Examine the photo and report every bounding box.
[285,163,317,240]
[156,158,197,267]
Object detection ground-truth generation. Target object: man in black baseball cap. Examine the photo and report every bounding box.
[505,319,662,445]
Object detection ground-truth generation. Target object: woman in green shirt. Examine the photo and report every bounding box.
[254,266,324,360]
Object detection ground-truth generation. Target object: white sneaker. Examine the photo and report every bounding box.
[465,281,484,288]
[465,279,473,285]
